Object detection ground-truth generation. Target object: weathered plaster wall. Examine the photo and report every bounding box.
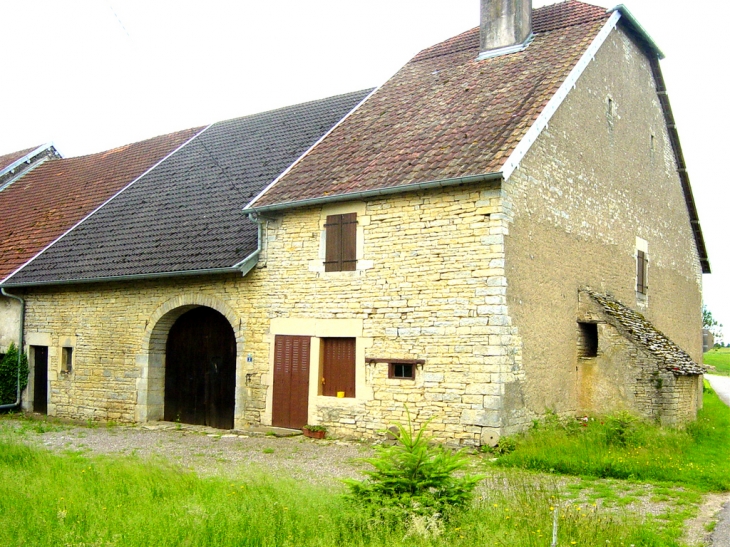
[504,26,703,421]
[0,296,21,353]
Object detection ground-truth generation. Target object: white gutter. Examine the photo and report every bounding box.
[1,127,211,286]
[244,172,503,215]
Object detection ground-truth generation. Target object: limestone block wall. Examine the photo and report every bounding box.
[20,182,526,446]
[503,26,704,422]
[262,183,525,445]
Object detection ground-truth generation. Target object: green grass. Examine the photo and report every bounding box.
[704,347,730,376]
[0,425,685,546]
[493,385,730,492]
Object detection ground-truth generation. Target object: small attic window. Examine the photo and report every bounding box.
[607,97,615,129]
[577,322,598,358]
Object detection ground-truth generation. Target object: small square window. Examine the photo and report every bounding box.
[62,347,73,373]
[389,363,415,380]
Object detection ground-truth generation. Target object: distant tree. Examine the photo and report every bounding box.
[703,305,724,344]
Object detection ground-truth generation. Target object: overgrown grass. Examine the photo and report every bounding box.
[493,385,730,492]
[704,347,730,376]
[0,424,684,546]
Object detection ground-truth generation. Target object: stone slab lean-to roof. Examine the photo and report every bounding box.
[245,1,709,273]
[0,129,202,283]
[587,290,705,376]
[3,90,371,286]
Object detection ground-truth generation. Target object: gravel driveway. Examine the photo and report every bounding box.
[2,419,374,485]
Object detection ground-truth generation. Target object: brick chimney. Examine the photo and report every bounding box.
[478,0,533,60]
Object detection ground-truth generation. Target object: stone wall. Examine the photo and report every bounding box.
[502,25,704,424]
[21,182,525,446]
[576,291,702,425]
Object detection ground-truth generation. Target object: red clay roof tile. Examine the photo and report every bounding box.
[250,1,609,209]
[0,128,202,281]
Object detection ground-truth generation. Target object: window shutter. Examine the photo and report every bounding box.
[324,213,357,272]
[637,250,646,294]
[341,213,357,271]
[322,338,356,397]
[324,214,342,272]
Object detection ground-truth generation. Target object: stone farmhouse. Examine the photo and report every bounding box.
[0,0,709,445]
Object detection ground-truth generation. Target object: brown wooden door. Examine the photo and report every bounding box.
[164,307,236,429]
[272,335,310,429]
[32,346,48,414]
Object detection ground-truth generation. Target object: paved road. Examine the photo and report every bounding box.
[707,374,730,407]
[706,375,730,547]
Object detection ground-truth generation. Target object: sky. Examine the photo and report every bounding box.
[0,0,727,340]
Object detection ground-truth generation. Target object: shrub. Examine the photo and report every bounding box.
[343,409,483,525]
[0,343,29,405]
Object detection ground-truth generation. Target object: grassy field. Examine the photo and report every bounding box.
[0,428,703,546]
[1,386,728,546]
[704,347,730,376]
[494,384,730,492]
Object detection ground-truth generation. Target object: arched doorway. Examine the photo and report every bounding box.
[164,307,236,429]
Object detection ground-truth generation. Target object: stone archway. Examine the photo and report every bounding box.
[164,307,236,428]
[136,294,242,424]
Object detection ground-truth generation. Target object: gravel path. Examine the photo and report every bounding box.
[3,419,373,485]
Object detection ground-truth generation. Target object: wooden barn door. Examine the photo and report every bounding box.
[164,307,236,429]
[272,335,310,429]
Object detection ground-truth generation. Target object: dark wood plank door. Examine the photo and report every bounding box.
[272,335,310,429]
[32,346,48,414]
[164,307,236,429]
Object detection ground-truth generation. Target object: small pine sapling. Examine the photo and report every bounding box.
[343,408,483,524]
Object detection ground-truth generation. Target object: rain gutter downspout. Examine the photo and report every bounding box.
[232,221,262,276]
[0,288,25,410]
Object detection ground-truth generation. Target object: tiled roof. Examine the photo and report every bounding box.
[248,0,609,209]
[4,90,371,285]
[0,129,202,282]
[587,290,705,376]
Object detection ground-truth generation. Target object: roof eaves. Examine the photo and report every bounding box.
[244,89,378,212]
[610,4,665,60]
[1,266,242,289]
[1,127,210,286]
[502,10,621,180]
[648,56,710,273]
[243,172,503,216]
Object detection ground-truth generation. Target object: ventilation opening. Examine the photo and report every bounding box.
[578,322,598,358]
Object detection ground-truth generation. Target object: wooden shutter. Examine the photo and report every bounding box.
[637,250,647,294]
[341,213,357,271]
[324,213,357,272]
[321,338,356,397]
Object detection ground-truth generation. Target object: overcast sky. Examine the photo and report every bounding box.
[1,0,727,339]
